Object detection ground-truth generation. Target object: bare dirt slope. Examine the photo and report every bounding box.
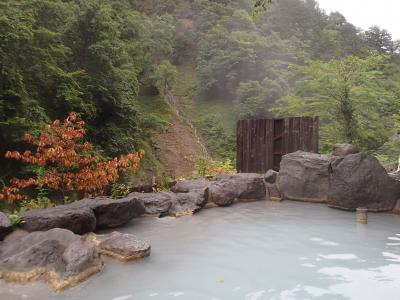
[154,116,202,178]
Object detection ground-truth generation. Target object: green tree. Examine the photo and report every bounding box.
[151,60,178,94]
[272,55,400,152]
[365,26,396,54]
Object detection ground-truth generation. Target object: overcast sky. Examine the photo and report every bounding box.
[317,0,400,40]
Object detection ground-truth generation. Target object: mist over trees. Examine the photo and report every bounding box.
[1,0,400,182]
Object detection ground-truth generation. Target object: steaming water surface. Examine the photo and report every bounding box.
[1,201,400,300]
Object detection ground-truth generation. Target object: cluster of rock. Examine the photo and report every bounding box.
[0,173,267,290]
[1,143,399,291]
[19,196,145,235]
[0,228,150,291]
[275,145,400,212]
[131,173,266,217]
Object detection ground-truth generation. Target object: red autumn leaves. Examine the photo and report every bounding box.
[0,113,143,204]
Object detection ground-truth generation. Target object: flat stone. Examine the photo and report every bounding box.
[0,212,12,241]
[87,232,150,261]
[20,207,96,235]
[0,228,102,291]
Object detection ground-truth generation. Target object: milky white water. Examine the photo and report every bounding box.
[1,201,400,300]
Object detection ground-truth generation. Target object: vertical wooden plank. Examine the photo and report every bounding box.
[236,120,239,172]
[255,120,260,173]
[246,119,251,172]
[250,120,255,173]
[261,119,266,172]
[309,117,313,153]
[250,120,258,173]
[266,119,272,171]
[305,117,311,151]
[300,117,305,150]
[313,116,319,153]
[288,117,293,153]
[291,117,295,153]
[242,120,248,173]
[236,120,242,172]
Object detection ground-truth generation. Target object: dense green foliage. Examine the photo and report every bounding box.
[1,0,400,182]
[0,0,178,179]
[273,55,400,155]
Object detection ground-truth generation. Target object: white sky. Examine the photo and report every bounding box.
[317,0,400,40]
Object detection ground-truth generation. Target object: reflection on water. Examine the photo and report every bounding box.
[1,201,400,300]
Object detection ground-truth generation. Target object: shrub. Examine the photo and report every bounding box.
[192,157,236,178]
[111,183,131,199]
[7,213,24,226]
[0,113,144,205]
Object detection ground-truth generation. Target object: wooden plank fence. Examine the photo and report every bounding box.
[236,117,319,173]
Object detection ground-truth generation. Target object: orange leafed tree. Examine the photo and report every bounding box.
[0,112,144,204]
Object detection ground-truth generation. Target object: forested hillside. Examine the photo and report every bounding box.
[1,0,400,187]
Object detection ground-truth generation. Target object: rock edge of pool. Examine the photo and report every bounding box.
[1,150,400,293]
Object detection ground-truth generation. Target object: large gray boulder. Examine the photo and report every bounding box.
[277,151,331,203]
[65,195,145,229]
[208,181,238,206]
[0,212,12,241]
[328,153,399,211]
[0,228,102,291]
[169,191,207,217]
[21,195,145,233]
[87,232,150,261]
[21,207,96,234]
[130,192,173,215]
[131,191,207,217]
[209,173,266,206]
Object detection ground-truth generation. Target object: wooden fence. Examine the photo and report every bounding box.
[236,117,319,173]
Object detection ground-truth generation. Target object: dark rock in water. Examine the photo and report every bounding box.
[66,195,145,229]
[171,179,210,193]
[130,192,173,215]
[328,153,399,211]
[21,207,96,235]
[0,212,12,241]
[277,151,331,203]
[264,169,278,184]
[169,191,207,217]
[21,195,145,233]
[333,144,358,157]
[0,228,102,291]
[87,232,150,261]
[210,173,266,206]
